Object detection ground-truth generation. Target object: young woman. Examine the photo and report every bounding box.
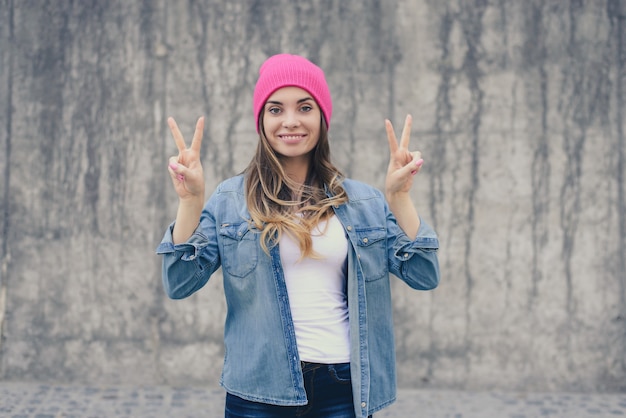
[157,54,440,418]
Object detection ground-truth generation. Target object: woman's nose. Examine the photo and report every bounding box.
[282,112,300,128]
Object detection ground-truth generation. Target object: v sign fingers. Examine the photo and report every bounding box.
[386,115,416,170]
[167,116,206,200]
[168,117,188,153]
[399,114,413,150]
[385,114,423,195]
[190,116,204,153]
[385,119,399,155]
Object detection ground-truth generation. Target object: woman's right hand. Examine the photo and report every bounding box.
[168,117,206,244]
[167,116,205,201]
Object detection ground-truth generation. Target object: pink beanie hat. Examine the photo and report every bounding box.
[253,54,332,133]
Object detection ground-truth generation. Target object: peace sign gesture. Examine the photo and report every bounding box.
[167,116,205,200]
[385,114,424,196]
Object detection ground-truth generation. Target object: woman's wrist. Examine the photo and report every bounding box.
[172,196,204,244]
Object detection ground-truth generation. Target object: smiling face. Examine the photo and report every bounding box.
[262,86,322,170]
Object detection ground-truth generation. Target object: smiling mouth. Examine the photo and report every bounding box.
[278,134,307,143]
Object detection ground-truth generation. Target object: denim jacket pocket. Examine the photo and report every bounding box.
[219,221,258,278]
[355,227,387,282]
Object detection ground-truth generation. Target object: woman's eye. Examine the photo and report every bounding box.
[268,107,281,115]
[300,105,313,112]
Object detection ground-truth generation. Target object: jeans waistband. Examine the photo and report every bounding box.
[300,361,349,372]
[301,361,325,371]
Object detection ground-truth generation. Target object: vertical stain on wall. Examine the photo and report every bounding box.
[557,2,605,321]
[0,0,15,369]
[84,4,108,235]
[34,2,74,235]
[187,0,214,168]
[343,43,359,177]
[608,0,626,375]
[458,0,487,376]
[523,1,551,308]
[140,0,170,383]
[559,3,583,322]
[382,3,401,145]
[428,5,454,383]
[1,0,14,270]
[214,3,254,179]
[430,6,454,232]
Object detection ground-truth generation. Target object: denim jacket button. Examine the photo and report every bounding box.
[362,237,369,243]
[347,226,352,231]
[361,402,366,408]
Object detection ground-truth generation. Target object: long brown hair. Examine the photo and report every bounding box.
[244,115,348,258]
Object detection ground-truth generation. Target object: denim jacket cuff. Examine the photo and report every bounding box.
[392,218,439,260]
[155,222,210,261]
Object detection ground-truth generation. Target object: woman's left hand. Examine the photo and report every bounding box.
[385,114,424,197]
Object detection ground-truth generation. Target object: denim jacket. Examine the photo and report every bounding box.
[156,175,440,417]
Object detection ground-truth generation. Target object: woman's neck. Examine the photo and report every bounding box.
[281,156,311,186]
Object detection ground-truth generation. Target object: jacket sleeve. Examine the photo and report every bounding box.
[155,195,221,299]
[385,202,440,290]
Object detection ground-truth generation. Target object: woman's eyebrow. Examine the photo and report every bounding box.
[266,97,314,105]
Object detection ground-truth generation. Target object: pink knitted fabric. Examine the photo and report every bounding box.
[253,54,332,133]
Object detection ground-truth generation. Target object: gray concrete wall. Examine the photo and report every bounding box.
[0,0,624,393]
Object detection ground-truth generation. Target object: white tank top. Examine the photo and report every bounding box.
[279,215,350,363]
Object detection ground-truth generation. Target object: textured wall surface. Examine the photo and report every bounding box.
[0,0,624,392]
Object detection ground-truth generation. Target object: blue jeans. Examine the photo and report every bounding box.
[225,362,372,417]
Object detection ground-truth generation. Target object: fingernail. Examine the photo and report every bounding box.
[177,174,184,181]
[411,170,417,176]
[169,162,178,170]
[415,159,424,167]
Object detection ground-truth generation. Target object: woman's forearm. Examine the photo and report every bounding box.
[386,191,420,241]
[172,195,204,244]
